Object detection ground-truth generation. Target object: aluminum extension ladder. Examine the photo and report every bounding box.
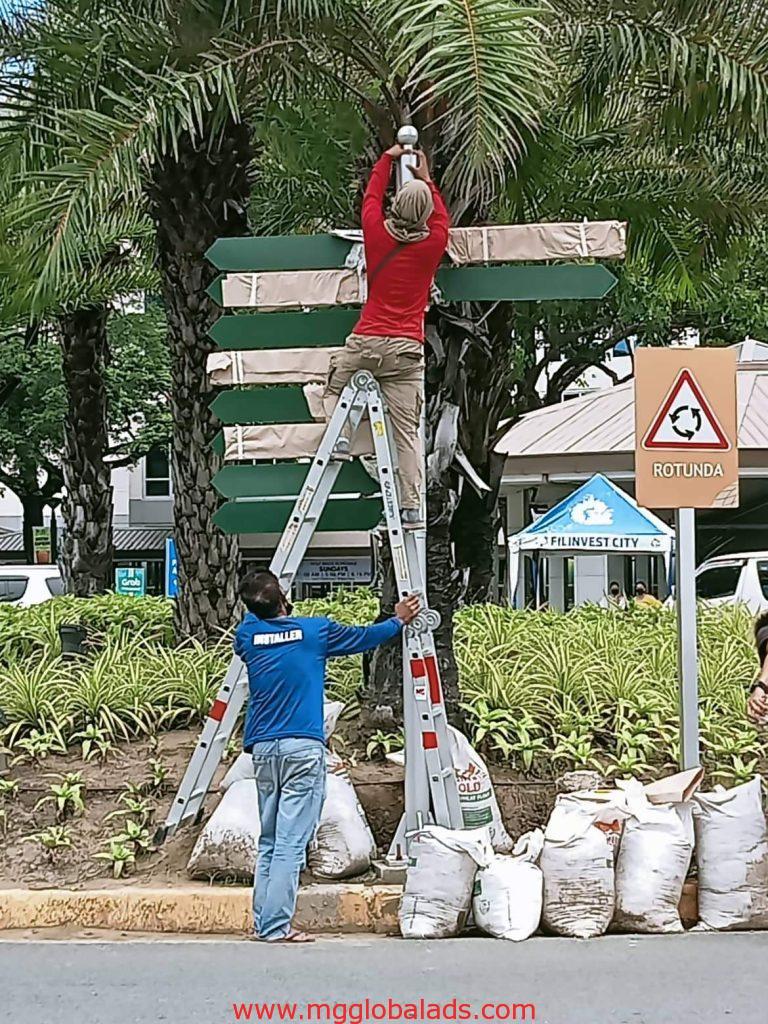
[154,369,463,848]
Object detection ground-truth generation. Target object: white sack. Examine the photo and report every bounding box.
[387,728,513,852]
[448,728,513,851]
[187,779,260,881]
[473,830,544,941]
[614,802,694,933]
[308,761,377,879]
[540,791,629,938]
[220,700,345,790]
[694,777,768,930]
[399,825,493,939]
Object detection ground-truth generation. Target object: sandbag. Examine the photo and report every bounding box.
[694,777,768,930]
[448,728,515,852]
[220,700,345,790]
[473,830,544,941]
[389,728,513,853]
[399,825,493,939]
[307,758,377,879]
[187,780,260,881]
[540,791,629,938]
[614,802,694,933]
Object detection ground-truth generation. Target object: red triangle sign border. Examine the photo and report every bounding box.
[642,368,731,452]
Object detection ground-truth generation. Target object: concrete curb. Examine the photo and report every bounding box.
[0,884,402,936]
[0,881,698,936]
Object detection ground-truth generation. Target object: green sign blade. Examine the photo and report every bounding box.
[209,309,358,350]
[214,497,381,534]
[207,235,351,272]
[437,264,618,301]
[212,462,379,499]
[212,387,312,425]
[207,275,224,305]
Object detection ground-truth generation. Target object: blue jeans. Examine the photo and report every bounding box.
[251,737,326,940]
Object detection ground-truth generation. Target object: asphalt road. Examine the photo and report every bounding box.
[1,933,766,1024]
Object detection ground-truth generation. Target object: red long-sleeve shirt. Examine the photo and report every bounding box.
[354,153,450,343]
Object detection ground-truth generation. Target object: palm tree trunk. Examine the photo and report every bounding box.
[145,114,251,641]
[58,306,114,595]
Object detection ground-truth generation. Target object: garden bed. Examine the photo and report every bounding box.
[2,591,766,890]
[0,727,559,889]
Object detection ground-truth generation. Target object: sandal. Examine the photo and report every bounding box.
[249,929,315,944]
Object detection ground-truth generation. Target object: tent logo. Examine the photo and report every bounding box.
[642,369,731,451]
[570,496,614,526]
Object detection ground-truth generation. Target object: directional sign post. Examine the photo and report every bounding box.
[635,349,739,509]
[635,347,739,770]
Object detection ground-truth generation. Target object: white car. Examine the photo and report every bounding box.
[693,552,768,615]
[0,564,65,606]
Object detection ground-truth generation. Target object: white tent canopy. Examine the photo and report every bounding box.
[508,474,674,606]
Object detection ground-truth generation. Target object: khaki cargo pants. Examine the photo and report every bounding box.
[322,333,424,511]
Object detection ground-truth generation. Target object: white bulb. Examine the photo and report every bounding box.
[397,125,419,147]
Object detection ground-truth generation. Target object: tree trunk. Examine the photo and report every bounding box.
[145,114,251,641]
[58,306,114,596]
[20,494,45,564]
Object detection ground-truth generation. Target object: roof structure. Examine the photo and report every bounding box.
[496,342,768,471]
[0,527,172,555]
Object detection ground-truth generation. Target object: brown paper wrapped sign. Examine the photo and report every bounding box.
[223,423,374,462]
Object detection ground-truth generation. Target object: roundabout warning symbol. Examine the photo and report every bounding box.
[642,369,731,451]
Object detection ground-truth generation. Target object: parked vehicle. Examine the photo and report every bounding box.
[0,565,64,606]
[693,552,768,614]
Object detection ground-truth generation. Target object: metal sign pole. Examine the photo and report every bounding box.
[675,506,700,769]
[396,125,430,837]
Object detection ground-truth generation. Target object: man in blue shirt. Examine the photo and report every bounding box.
[235,569,419,943]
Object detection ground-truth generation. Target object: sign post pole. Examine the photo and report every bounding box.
[675,507,700,769]
[635,347,739,773]
[396,125,430,838]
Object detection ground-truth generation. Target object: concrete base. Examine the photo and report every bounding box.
[371,860,407,885]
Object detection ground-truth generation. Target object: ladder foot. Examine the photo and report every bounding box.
[153,825,170,847]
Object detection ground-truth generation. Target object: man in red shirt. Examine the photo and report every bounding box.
[323,144,450,527]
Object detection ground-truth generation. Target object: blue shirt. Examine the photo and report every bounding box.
[235,613,403,748]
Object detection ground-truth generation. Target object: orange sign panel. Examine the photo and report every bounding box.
[635,349,738,509]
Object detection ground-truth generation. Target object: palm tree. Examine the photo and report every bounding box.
[0,0,553,646]
[0,3,158,594]
[0,1,258,616]
[446,0,768,601]
[247,0,768,712]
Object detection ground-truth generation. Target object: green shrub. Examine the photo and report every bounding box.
[0,592,763,782]
[0,593,174,666]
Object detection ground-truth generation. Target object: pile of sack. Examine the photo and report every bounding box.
[187,701,377,881]
[399,768,768,940]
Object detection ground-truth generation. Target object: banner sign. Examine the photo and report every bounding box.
[165,538,179,598]
[295,557,373,584]
[115,567,146,597]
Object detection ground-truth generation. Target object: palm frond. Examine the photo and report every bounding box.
[376,0,553,201]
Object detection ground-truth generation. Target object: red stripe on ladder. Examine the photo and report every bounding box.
[424,656,442,703]
[209,699,228,721]
[422,732,438,749]
[410,658,426,678]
